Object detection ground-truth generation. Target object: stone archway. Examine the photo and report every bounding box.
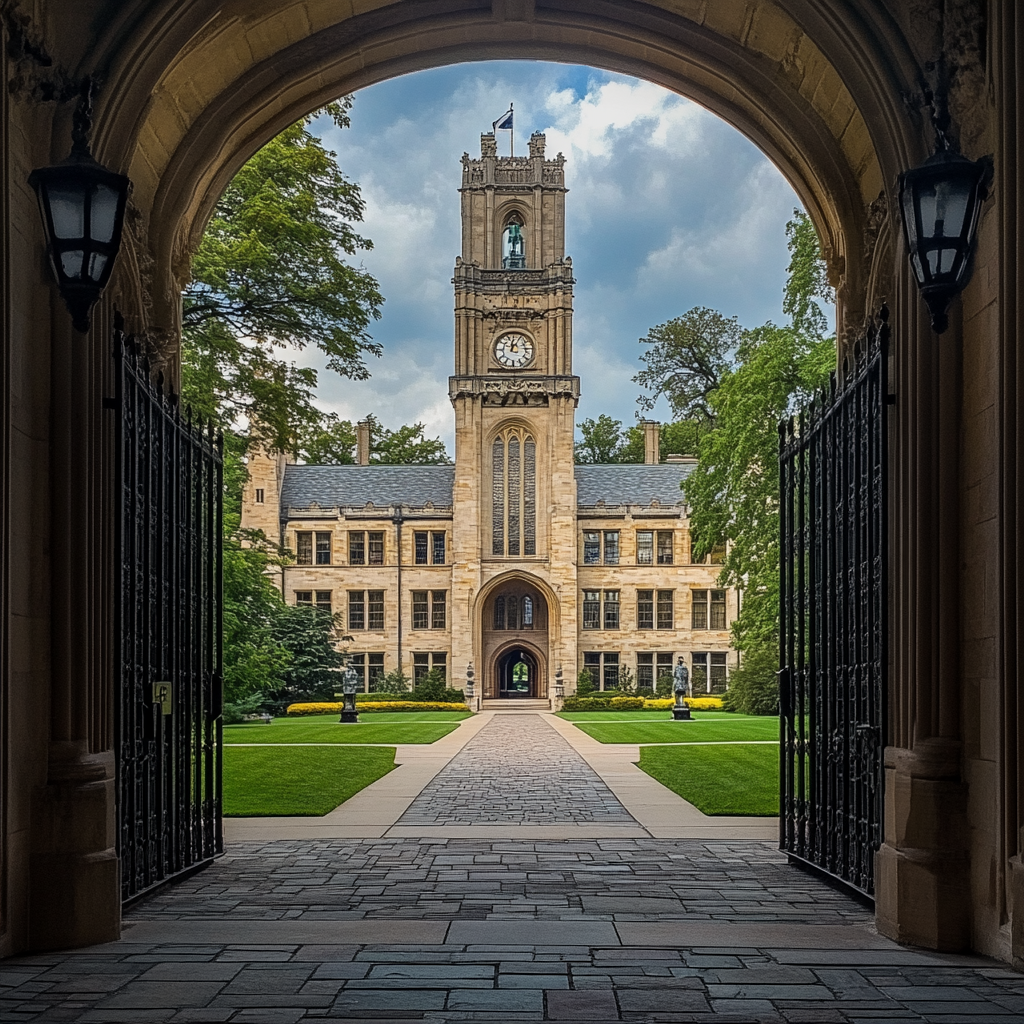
[481,584,549,699]
[6,0,1021,963]
[494,645,544,699]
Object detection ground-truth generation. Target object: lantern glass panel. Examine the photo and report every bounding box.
[60,250,85,278]
[91,183,120,243]
[49,186,84,239]
[87,253,108,282]
[921,178,971,241]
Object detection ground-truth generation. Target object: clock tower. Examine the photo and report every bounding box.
[449,130,580,700]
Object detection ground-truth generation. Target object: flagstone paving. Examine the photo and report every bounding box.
[2,712,1022,1021]
[396,714,637,826]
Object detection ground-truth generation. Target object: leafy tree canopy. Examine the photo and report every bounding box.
[270,604,347,703]
[634,306,742,423]
[181,99,384,455]
[299,412,450,465]
[575,415,706,464]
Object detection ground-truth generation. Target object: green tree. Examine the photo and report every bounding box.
[634,307,742,423]
[300,413,450,464]
[270,604,346,703]
[575,414,627,463]
[181,99,384,455]
[676,211,836,711]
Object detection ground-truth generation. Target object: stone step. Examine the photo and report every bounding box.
[481,698,552,712]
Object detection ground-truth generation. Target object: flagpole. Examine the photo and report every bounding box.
[510,102,514,158]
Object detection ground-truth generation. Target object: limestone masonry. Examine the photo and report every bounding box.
[242,134,735,702]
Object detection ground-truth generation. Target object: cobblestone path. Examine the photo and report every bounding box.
[397,713,638,826]
[4,839,1023,1022]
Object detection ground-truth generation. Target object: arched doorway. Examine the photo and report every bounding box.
[496,647,540,699]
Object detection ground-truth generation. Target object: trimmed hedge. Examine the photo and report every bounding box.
[561,695,726,712]
[560,695,646,711]
[287,701,469,716]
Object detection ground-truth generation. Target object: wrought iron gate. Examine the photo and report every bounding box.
[114,321,223,904]
[779,308,888,898]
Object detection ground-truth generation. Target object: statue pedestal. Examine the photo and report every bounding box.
[672,704,692,721]
[339,694,359,724]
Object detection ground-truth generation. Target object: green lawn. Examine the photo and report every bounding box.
[223,745,397,816]
[638,744,779,815]
[569,712,779,744]
[223,711,467,745]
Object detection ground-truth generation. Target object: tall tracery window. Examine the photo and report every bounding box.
[492,428,537,556]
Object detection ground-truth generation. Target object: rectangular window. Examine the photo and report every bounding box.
[692,652,709,693]
[349,532,365,565]
[368,531,384,565]
[583,651,601,682]
[315,532,332,565]
[255,488,265,504]
[350,653,367,691]
[710,589,727,630]
[367,590,385,631]
[657,530,674,565]
[368,652,385,687]
[603,590,620,630]
[348,591,365,630]
[636,530,653,565]
[603,652,620,691]
[603,531,620,565]
[711,652,728,692]
[315,590,332,614]
[412,591,429,630]
[432,652,447,680]
[431,591,447,630]
[414,532,428,564]
[637,652,654,691]
[657,652,674,688]
[657,590,674,630]
[582,590,601,630]
[296,532,313,565]
[432,532,446,564]
[413,651,430,683]
[295,590,312,606]
[637,589,654,629]
[583,530,601,565]
[692,590,708,630]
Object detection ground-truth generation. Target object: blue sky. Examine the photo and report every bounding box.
[305,62,810,454]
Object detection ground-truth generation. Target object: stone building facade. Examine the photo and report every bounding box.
[242,136,736,702]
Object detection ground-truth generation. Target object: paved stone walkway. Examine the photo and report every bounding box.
[3,713,1023,1021]
[397,715,637,826]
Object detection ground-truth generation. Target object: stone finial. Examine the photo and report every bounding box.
[481,133,497,158]
[529,132,546,158]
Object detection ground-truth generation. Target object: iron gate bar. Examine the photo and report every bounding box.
[113,317,223,905]
[779,307,888,899]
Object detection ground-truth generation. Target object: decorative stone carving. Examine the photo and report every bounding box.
[449,374,580,407]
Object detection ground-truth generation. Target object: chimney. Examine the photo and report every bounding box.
[356,419,371,466]
[643,420,661,464]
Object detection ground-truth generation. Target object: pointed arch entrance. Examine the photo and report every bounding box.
[495,646,541,699]
[481,582,550,700]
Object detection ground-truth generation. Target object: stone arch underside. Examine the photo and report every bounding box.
[78,0,930,353]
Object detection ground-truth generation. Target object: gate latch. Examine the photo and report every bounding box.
[153,682,173,716]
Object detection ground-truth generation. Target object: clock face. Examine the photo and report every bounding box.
[494,332,534,369]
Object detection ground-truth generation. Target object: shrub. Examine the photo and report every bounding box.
[560,695,646,711]
[286,701,468,715]
[576,669,596,697]
[223,692,266,725]
[412,668,466,703]
[615,665,637,695]
[722,645,779,715]
[655,671,674,697]
[372,669,412,695]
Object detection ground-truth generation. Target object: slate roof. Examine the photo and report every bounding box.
[281,464,455,511]
[279,461,691,512]
[574,464,691,507]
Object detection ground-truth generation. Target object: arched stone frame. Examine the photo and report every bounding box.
[486,419,540,557]
[11,0,1010,957]
[473,569,562,700]
[488,637,548,700]
[498,205,528,269]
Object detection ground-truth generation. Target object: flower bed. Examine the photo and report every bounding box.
[561,695,725,712]
[643,697,724,711]
[287,701,469,715]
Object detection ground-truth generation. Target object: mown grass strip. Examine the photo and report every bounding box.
[223,745,396,816]
[574,716,779,744]
[638,744,779,816]
[223,713,464,745]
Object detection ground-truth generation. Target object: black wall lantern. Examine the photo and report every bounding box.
[28,81,130,333]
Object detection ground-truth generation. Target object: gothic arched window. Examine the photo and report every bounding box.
[492,428,537,556]
[522,596,533,627]
[502,214,526,269]
[494,596,505,630]
[507,596,519,630]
